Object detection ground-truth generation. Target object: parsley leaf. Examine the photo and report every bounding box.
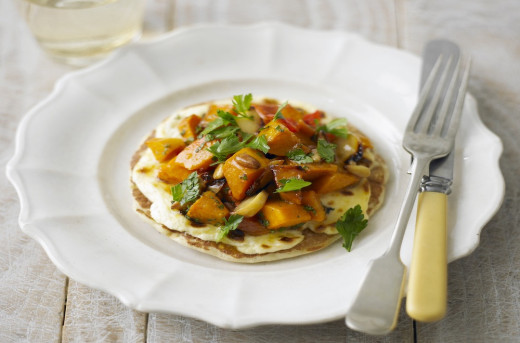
[287,148,313,164]
[171,172,201,207]
[206,125,239,140]
[275,178,312,192]
[207,135,243,163]
[273,101,288,121]
[208,132,270,162]
[316,118,349,138]
[335,204,368,251]
[246,135,270,154]
[232,93,253,118]
[303,205,316,214]
[217,109,237,124]
[199,110,237,137]
[317,139,336,163]
[217,214,244,242]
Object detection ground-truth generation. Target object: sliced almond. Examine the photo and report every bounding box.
[232,191,269,217]
[235,153,261,169]
[345,164,371,178]
[213,163,225,179]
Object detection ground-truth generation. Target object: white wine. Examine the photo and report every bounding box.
[19,0,144,65]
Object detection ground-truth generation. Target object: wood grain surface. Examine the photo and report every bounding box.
[1,0,519,342]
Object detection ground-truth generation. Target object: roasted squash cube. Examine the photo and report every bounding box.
[310,172,360,194]
[202,104,233,125]
[223,148,270,201]
[302,190,326,222]
[253,103,304,125]
[261,119,300,156]
[146,137,185,163]
[157,157,192,184]
[260,200,311,230]
[275,163,338,182]
[252,103,278,124]
[177,114,201,140]
[289,162,338,180]
[175,138,216,171]
[238,217,271,236]
[281,104,304,122]
[186,191,229,225]
[271,165,305,204]
[296,119,316,138]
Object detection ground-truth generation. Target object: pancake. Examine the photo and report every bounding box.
[130,96,388,263]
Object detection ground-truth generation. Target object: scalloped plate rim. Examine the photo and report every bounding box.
[5,22,505,328]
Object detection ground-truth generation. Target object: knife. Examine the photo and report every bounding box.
[406,40,462,322]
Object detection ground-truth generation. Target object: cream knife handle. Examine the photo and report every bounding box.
[406,191,447,322]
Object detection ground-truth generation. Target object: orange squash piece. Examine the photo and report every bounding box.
[302,190,326,222]
[177,114,201,140]
[261,119,300,156]
[281,104,304,122]
[238,217,271,236]
[223,148,270,201]
[276,163,338,181]
[296,119,316,138]
[146,138,185,163]
[260,200,311,230]
[252,103,278,124]
[310,172,360,194]
[175,138,216,171]
[202,104,234,125]
[358,134,373,149]
[271,165,305,205]
[186,191,229,225]
[157,157,192,184]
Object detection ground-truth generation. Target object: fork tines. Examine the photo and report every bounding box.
[409,54,471,139]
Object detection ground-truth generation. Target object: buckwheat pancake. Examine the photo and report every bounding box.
[130,96,388,263]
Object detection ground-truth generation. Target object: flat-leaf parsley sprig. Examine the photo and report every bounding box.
[316,118,349,138]
[275,178,312,193]
[171,172,201,207]
[217,214,244,242]
[335,204,368,251]
[232,93,254,119]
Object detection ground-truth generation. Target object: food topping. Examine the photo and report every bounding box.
[138,94,382,252]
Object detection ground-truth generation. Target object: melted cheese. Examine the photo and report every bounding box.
[304,179,371,235]
[132,134,305,255]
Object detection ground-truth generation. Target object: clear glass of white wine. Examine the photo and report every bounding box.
[18,0,146,66]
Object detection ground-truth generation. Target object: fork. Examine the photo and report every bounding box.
[345,54,471,335]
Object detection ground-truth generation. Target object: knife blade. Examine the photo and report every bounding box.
[406,40,462,322]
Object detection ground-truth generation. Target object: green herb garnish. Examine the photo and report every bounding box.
[207,135,244,164]
[171,172,201,207]
[217,214,244,242]
[275,178,312,192]
[316,118,349,138]
[273,101,288,121]
[335,204,368,252]
[199,110,237,137]
[246,135,270,154]
[303,205,316,214]
[287,148,313,164]
[317,139,336,163]
[232,93,253,118]
[206,125,240,140]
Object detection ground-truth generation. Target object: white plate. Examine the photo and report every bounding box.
[6,23,504,328]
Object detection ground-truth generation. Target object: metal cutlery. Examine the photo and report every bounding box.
[345,43,471,335]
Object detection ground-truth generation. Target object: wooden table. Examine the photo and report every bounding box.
[2,0,519,341]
